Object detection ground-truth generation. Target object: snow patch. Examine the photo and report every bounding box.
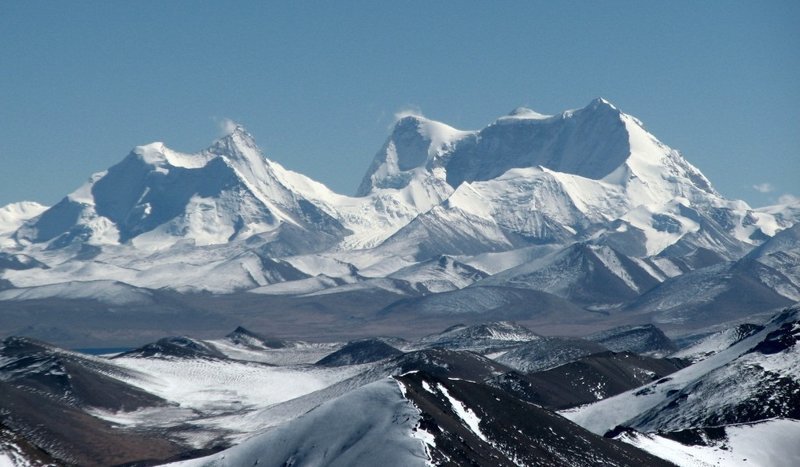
[437,382,487,442]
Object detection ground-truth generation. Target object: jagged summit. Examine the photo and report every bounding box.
[206,124,260,159]
[355,114,471,196]
[588,96,616,109]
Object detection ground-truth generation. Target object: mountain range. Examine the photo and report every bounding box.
[0,98,798,348]
[2,308,798,466]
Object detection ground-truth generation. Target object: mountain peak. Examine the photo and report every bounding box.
[204,124,267,175]
[389,114,426,136]
[216,118,249,137]
[393,108,428,123]
[211,124,258,153]
[389,113,462,140]
[588,97,616,109]
[502,107,551,120]
[228,123,255,142]
[356,114,470,195]
[132,142,168,165]
[227,121,246,134]
[565,97,620,118]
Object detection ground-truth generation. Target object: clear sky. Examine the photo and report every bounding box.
[1,1,798,208]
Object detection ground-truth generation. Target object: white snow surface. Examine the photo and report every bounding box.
[477,241,660,301]
[620,418,800,467]
[0,451,29,467]
[1,246,304,294]
[436,382,488,442]
[448,166,625,230]
[357,114,472,196]
[0,201,47,237]
[108,356,361,415]
[497,107,553,121]
[90,354,365,442]
[756,200,800,233]
[167,378,429,467]
[208,340,343,365]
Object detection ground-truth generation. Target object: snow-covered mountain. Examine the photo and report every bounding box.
[0,202,47,234]
[360,99,776,259]
[617,418,800,467]
[8,124,458,255]
[14,127,349,249]
[362,100,714,205]
[625,233,800,327]
[0,98,797,341]
[169,379,431,467]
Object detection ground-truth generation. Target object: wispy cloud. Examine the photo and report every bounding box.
[221,118,239,135]
[212,117,240,136]
[752,182,774,193]
[393,105,424,122]
[778,193,799,205]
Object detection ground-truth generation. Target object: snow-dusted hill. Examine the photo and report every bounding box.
[562,305,800,435]
[670,323,764,362]
[586,324,676,356]
[491,350,688,410]
[415,321,541,353]
[493,336,608,373]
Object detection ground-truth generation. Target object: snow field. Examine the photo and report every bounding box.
[109,356,364,413]
[620,418,800,467]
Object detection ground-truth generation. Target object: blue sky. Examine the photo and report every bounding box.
[1,1,798,207]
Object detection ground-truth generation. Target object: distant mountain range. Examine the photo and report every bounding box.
[0,98,798,346]
[2,307,798,466]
